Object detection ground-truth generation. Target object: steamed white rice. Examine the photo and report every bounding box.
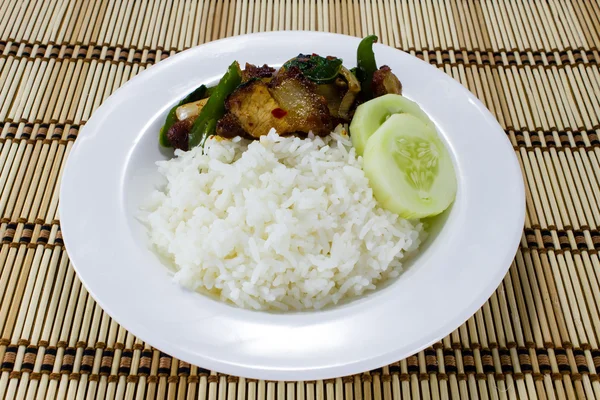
[142,127,423,311]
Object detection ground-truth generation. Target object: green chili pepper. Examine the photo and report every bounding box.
[356,35,378,99]
[205,86,215,97]
[188,61,242,148]
[159,84,209,147]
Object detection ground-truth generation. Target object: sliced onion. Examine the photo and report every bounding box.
[338,67,361,120]
[176,98,209,121]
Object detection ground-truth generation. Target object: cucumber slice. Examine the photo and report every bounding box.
[350,94,434,156]
[363,113,457,219]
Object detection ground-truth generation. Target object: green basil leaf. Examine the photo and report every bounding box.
[283,54,344,84]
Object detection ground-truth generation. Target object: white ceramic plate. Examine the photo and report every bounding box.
[59,31,524,380]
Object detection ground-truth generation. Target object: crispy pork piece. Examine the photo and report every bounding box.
[216,112,254,139]
[167,117,194,151]
[267,67,333,136]
[371,65,402,97]
[223,80,294,138]
[219,67,334,138]
[242,63,276,82]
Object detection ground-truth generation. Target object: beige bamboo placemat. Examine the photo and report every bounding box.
[1,0,600,398]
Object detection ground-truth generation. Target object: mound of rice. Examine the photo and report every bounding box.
[143,127,423,311]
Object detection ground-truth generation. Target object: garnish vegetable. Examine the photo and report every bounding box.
[355,35,378,99]
[362,113,457,219]
[159,85,209,147]
[350,94,433,156]
[188,61,243,148]
[282,54,344,84]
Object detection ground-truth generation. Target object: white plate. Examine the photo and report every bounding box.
[59,31,524,380]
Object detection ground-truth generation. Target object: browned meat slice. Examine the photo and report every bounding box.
[167,117,194,151]
[268,67,333,136]
[224,79,294,138]
[242,63,276,82]
[372,65,402,98]
[219,66,334,139]
[216,112,253,139]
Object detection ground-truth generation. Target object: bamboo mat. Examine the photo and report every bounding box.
[0,0,600,398]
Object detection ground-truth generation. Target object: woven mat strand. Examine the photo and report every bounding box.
[1,0,600,399]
